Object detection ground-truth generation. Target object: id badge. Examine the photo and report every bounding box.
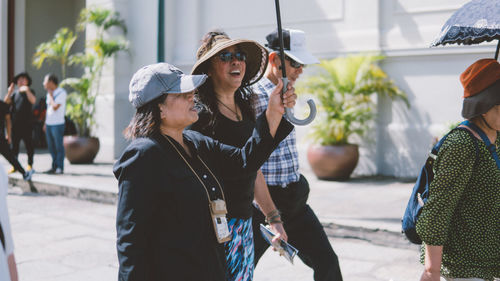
[209,199,232,243]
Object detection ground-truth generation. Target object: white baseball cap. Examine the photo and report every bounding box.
[265,28,319,65]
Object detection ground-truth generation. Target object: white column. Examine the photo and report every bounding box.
[14,0,25,74]
[171,0,200,71]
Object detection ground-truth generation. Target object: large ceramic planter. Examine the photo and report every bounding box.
[63,136,100,164]
[307,144,359,181]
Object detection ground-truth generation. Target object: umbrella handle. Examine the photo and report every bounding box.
[281,77,316,126]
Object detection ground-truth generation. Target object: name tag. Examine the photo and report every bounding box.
[209,199,231,243]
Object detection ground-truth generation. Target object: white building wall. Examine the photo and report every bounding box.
[373,0,496,177]
[97,0,497,177]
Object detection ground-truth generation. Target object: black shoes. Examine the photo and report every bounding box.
[44,168,63,175]
[44,168,56,174]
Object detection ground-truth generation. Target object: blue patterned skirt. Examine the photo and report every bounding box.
[225,217,254,281]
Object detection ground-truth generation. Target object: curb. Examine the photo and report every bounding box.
[322,222,418,250]
[8,177,117,205]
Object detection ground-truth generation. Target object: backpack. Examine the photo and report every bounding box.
[401,121,480,244]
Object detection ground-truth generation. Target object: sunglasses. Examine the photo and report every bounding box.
[217,51,247,62]
[285,56,305,69]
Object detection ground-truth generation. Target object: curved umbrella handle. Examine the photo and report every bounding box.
[282,77,316,126]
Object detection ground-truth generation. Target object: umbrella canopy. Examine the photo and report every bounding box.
[431,0,500,58]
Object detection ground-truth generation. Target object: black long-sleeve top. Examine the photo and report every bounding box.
[113,113,293,281]
[190,109,257,219]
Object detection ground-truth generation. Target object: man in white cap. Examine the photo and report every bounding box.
[251,29,343,281]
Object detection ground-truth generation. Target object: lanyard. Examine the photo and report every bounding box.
[163,135,226,202]
[462,120,500,170]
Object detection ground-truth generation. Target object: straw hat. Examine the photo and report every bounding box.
[191,33,268,87]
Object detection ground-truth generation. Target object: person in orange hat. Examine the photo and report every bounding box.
[416,58,500,281]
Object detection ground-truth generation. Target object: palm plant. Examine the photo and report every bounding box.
[299,54,409,145]
[62,7,128,137]
[32,27,77,79]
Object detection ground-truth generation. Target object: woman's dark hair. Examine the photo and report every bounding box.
[124,94,167,140]
[13,72,32,86]
[195,30,255,135]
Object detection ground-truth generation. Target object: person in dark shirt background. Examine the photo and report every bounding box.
[4,72,36,174]
[0,100,33,181]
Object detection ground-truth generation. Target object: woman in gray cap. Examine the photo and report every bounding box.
[113,62,295,281]
[190,30,293,281]
[416,58,500,281]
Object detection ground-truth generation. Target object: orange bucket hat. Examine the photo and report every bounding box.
[460,58,500,119]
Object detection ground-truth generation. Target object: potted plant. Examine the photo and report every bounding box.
[298,54,409,180]
[61,7,128,163]
[33,7,128,163]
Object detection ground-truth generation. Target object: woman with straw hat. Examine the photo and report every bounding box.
[190,30,293,281]
[114,62,295,281]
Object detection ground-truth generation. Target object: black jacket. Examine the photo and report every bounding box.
[113,113,293,281]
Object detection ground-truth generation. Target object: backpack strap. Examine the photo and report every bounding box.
[431,122,480,169]
[462,120,500,170]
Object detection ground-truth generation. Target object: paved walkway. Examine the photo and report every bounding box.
[3,149,425,280]
[2,149,415,237]
[7,192,422,281]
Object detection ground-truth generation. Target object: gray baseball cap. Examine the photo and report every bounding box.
[129,63,207,108]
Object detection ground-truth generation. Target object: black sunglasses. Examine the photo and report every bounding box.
[285,56,305,69]
[217,51,247,62]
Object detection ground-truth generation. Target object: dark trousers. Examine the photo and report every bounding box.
[11,126,34,166]
[252,175,343,281]
[0,139,26,176]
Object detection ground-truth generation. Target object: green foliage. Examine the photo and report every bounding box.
[62,7,128,137]
[61,77,93,137]
[32,28,77,79]
[298,54,409,145]
[33,6,128,137]
[77,7,127,34]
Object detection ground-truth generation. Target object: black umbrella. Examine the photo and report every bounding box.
[273,0,316,126]
[431,0,500,59]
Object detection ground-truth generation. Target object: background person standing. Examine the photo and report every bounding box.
[0,100,33,181]
[43,74,66,175]
[4,72,36,174]
[251,29,343,281]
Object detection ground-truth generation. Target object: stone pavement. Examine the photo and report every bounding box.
[6,192,423,281]
[2,149,425,280]
[2,149,415,236]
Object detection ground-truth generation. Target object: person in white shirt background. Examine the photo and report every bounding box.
[43,74,67,175]
[0,167,19,281]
